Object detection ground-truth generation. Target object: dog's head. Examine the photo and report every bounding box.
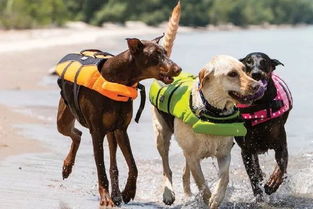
[126,36,181,84]
[199,55,261,106]
[239,52,284,82]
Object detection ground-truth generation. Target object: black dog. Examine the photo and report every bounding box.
[235,52,293,200]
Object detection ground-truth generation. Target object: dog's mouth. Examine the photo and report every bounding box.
[250,79,268,101]
[158,65,181,84]
[229,91,253,104]
[159,73,174,84]
[229,80,268,104]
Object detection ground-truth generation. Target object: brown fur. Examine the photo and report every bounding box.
[57,38,181,206]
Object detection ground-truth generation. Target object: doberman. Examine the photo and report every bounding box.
[56,35,181,207]
[235,52,292,201]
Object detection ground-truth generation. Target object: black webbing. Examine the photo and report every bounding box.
[134,83,146,123]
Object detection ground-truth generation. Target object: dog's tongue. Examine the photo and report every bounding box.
[244,80,268,102]
[163,76,173,84]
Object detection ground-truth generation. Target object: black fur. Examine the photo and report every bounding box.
[235,52,290,199]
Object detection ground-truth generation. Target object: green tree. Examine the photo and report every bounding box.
[1,0,313,29]
[0,0,67,29]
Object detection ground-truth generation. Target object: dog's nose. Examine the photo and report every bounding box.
[173,65,182,75]
[251,72,262,81]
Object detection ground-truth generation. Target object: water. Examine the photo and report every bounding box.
[0,26,313,209]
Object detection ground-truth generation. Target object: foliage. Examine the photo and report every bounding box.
[1,0,313,29]
[0,0,66,29]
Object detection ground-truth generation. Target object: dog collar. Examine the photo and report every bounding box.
[198,82,237,118]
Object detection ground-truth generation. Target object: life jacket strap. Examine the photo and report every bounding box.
[59,61,73,105]
[134,83,146,123]
[238,100,284,116]
[73,65,87,124]
[80,49,114,59]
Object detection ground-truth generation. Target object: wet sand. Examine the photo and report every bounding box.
[0,104,44,160]
[0,25,313,209]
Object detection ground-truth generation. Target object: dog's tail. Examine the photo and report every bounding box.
[162,1,181,57]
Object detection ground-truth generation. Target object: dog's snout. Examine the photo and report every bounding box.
[251,82,260,92]
[173,65,182,75]
[251,72,262,81]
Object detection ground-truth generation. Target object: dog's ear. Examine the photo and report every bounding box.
[198,68,213,90]
[126,38,144,54]
[271,59,284,68]
[152,33,165,44]
[239,57,245,63]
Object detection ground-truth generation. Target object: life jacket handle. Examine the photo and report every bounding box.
[80,49,114,59]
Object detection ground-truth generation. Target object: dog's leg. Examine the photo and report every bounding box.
[182,160,192,197]
[241,150,264,200]
[252,153,264,181]
[91,130,114,207]
[114,129,138,204]
[209,154,231,209]
[265,130,288,195]
[152,108,175,205]
[57,97,82,179]
[107,132,122,205]
[185,154,211,205]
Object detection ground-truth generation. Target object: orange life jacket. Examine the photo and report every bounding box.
[55,50,138,102]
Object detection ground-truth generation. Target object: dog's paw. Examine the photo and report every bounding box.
[62,164,73,179]
[208,194,219,209]
[184,191,193,199]
[264,184,278,195]
[111,190,123,206]
[122,184,136,204]
[264,174,284,195]
[163,186,175,205]
[99,187,115,207]
[100,196,115,207]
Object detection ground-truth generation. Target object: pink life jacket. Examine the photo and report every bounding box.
[237,74,293,126]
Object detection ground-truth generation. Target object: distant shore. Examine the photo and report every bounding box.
[0,21,310,53]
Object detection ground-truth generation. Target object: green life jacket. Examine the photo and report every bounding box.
[149,73,247,136]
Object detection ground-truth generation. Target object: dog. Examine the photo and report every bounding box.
[56,8,182,206]
[151,55,261,208]
[235,52,293,200]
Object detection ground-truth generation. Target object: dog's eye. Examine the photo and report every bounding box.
[260,60,266,66]
[246,58,252,65]
[228,71,238,78]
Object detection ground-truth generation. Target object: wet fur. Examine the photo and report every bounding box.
[152,55,259,209]
[235,52,290,200]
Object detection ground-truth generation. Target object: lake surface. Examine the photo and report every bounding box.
[0,26,312,209]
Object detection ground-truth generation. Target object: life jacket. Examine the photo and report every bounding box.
[56,49,146,123]
[237,74,293,126]
[149,73,247,136]
[55,49,138,102]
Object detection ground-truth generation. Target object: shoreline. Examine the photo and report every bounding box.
[0,21,310,161]
[0,104,46,160]
[1,21,311,53]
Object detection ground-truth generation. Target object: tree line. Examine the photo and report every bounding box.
[1,0,313,29]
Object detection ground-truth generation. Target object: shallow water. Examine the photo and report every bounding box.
[0,27,313,209]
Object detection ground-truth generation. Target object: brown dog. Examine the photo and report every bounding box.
[56,9,181,207]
